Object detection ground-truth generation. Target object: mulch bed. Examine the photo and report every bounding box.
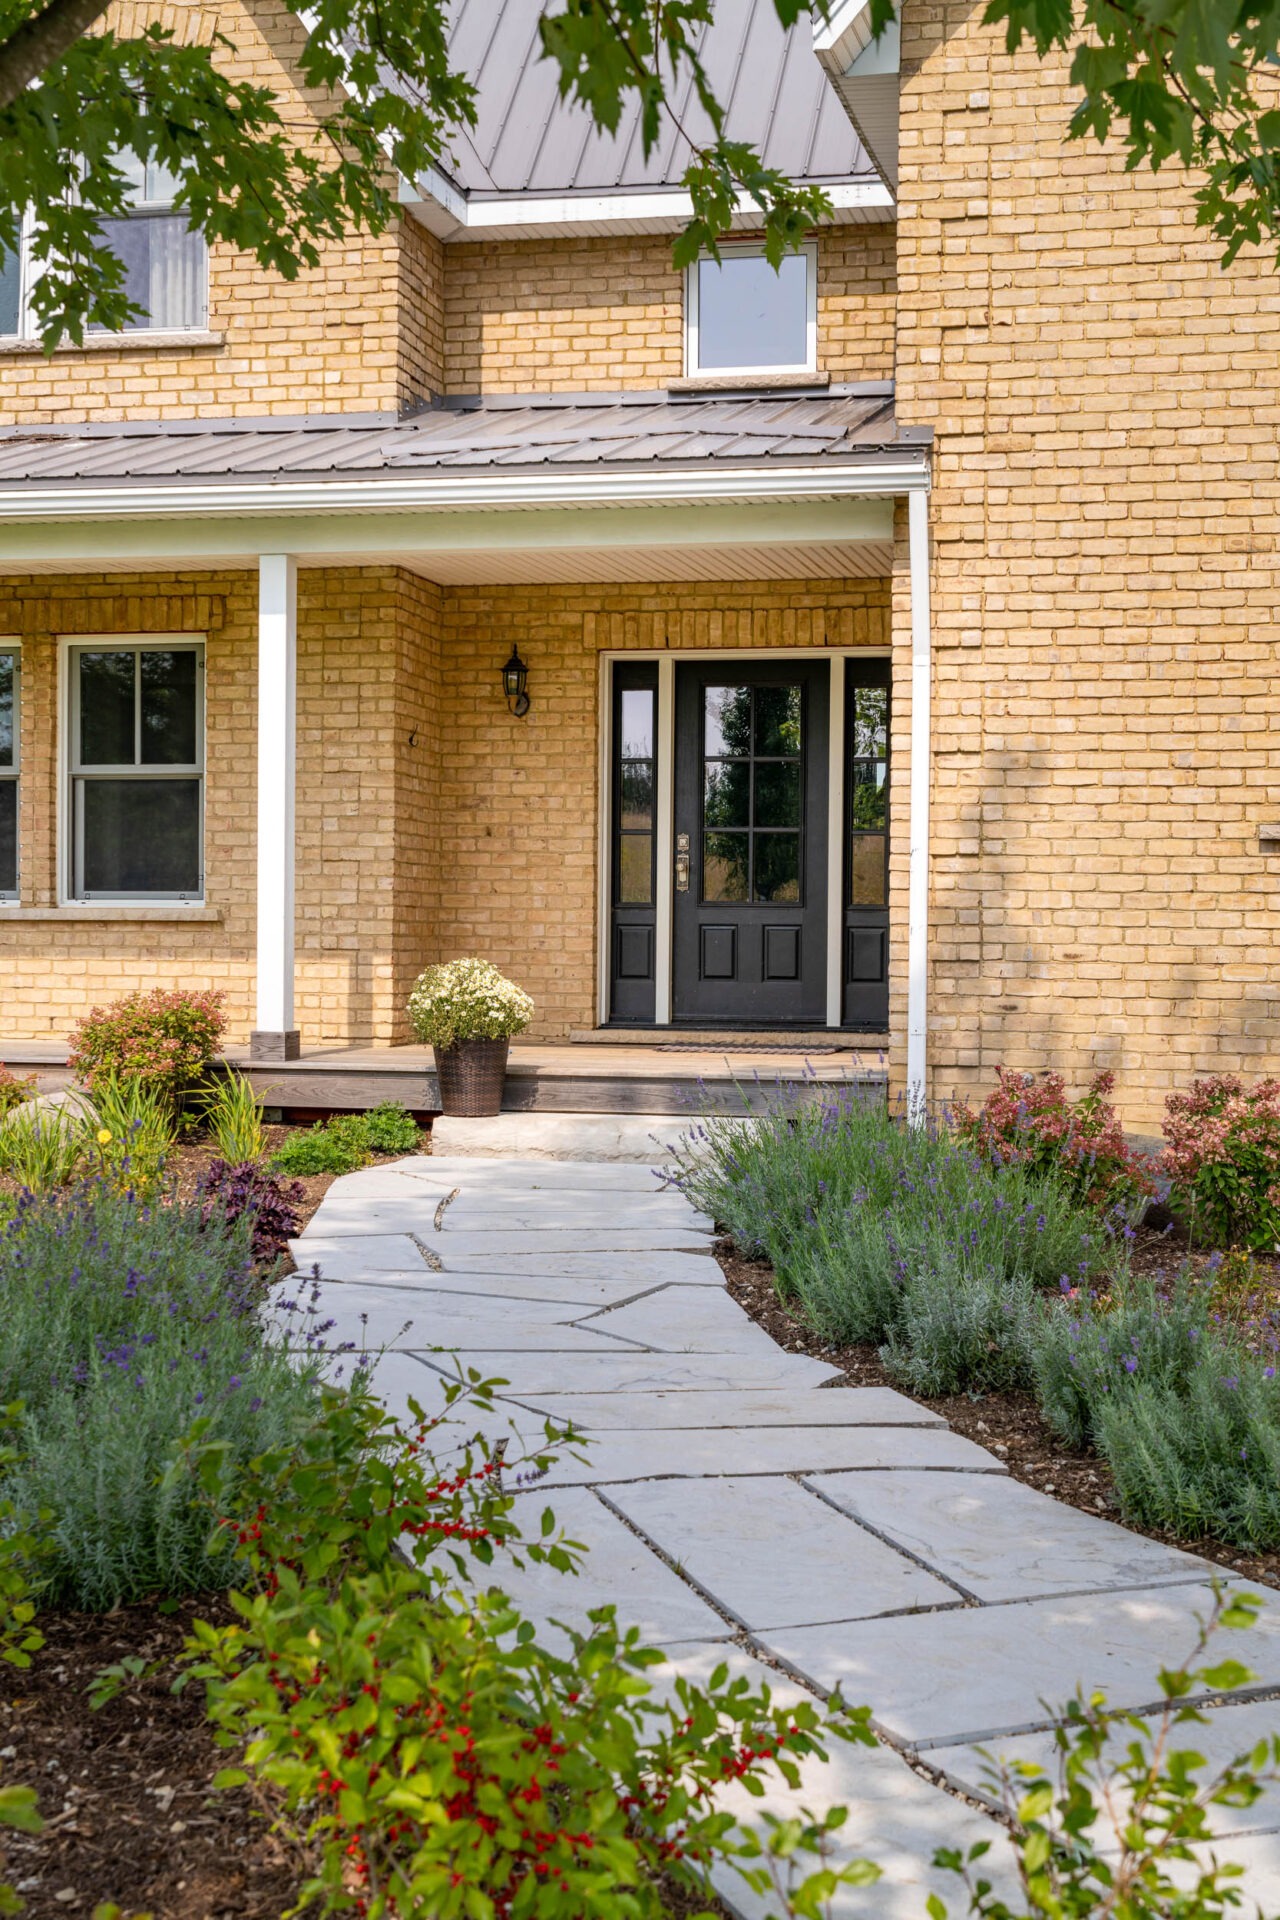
[718,1234,1280,1594]
[1,1598,307,1920]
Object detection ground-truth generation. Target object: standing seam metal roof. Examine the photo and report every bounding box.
[435,0,874,197]
[0,394,925,486]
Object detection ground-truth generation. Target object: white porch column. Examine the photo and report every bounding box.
[251,553,299,1061]
[906,487,932,1124]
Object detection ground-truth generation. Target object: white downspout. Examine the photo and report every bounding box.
[906,487,932,1124]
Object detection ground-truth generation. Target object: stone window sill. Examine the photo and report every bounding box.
[0,906,223,922]
[668,370,830,394]
[0,330,224,356]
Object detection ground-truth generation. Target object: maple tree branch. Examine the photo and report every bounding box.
[0,0,113,111]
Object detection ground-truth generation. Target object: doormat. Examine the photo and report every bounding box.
[654,1042,851,1054]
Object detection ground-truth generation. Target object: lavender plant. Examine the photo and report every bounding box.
[0,1182,328,1607]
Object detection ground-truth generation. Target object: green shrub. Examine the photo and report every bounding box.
[270,1104,423,1177]
[1031,1270,1210,1452]
[188,1377,879,1920]
[360,1099,422,1154]
[934,1589,1278,1919]
[0,1181,324,1607]
[201,1069,267,1163]
[271,1114,372,1177]
[68,987,225,1103]
[0,1101,88,1191]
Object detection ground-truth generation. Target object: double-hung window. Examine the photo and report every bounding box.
[68,642,204,902]
[0,647,17,902]
[685,242,817,378]
[0,157,207,340]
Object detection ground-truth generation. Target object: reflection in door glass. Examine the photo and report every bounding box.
[616,683,656,905]
[703,832,750,903]
[620,760,653,829]
[850,833,886,906]
[620,687,654,759]
[754,685,802,756]
[754,761,801,828]
[754,834,800,902]
[704,686,752,757]
[704,760,750,828]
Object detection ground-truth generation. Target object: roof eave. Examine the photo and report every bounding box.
[399,175,895,241]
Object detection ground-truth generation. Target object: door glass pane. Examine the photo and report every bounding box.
[0,654,12,768]
[703,832,749,903]
[852,687,888,759]
[81,779,200,894]
[851,834,887,908]
[704,686,752,758]
[619,688,654,759]
[618,834,653,905]
[754,834,800,903]
[754,761,800,828]
[695,252,808,370]
[79,652,135,766]
[704,760,750,829]
[754,685,802,756]
[0,783,14,894]
[140,649,197,765]
[851,762,887,831]
[620,760,653,830]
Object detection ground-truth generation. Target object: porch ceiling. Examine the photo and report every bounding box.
[395,536,896,584]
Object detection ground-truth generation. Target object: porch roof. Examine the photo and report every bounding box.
[0,389,928,492]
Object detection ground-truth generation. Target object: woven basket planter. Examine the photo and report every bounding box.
[432,1038,510,1118]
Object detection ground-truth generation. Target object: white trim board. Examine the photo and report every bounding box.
[404,177,895,242]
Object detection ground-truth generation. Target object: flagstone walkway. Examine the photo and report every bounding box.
[290,1130,1280,1918]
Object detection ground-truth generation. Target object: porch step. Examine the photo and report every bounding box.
[570,1028,890,1052]
[0,1038,889,1121]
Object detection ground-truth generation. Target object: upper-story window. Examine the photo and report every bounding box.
[0,158,207,339]
[685,242,816,378]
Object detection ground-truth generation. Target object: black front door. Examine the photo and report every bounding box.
[672,662,829,1024]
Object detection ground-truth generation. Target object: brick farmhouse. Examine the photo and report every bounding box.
[0,0,1271,1129]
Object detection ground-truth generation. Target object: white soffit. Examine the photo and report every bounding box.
[402,176,894,241]
[397,537,896,585]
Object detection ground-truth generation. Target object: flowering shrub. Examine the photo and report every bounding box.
[69,987,226,1103]
[1162,1073,1280,1250]
[188,1377,879,1920]
[407,958,533,1050]
[953,1067,1156,1215]
[196,1159,304,1265]
[0,1179,324,1607]
[0,1064,34,1118]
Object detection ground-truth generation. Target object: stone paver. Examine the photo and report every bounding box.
[530,1422,1002,1485]
[759,1585,1280,1750]
[293,1122,1278,1907]
[603,1475,959,1627]
[807,1469,1215,1602]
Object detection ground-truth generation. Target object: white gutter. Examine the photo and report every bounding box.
[906,484,932,1125]
[0,458,929,524]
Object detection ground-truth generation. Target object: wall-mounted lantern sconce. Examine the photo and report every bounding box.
[501,644,531,718]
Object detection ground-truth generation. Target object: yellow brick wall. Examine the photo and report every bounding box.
[892,0,1280,1129]
[0,567,441,1046]
[429,579,891,1038]
[0,0,444,424]
[443,225,897,393]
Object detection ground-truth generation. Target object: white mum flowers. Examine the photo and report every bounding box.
[407,958,534,1050]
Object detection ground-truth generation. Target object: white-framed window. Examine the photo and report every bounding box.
[0,158,207,340]
[0,645,18,903]
[684,241,817,378]
[66,639,205,903]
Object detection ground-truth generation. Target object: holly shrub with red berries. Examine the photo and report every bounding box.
[182,1371,879,1920]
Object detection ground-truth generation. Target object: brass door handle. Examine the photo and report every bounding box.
[675,852,690,892]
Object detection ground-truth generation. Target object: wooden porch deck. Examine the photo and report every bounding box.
[1,1036,889,1119]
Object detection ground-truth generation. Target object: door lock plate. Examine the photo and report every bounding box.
[675,851,690,892]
